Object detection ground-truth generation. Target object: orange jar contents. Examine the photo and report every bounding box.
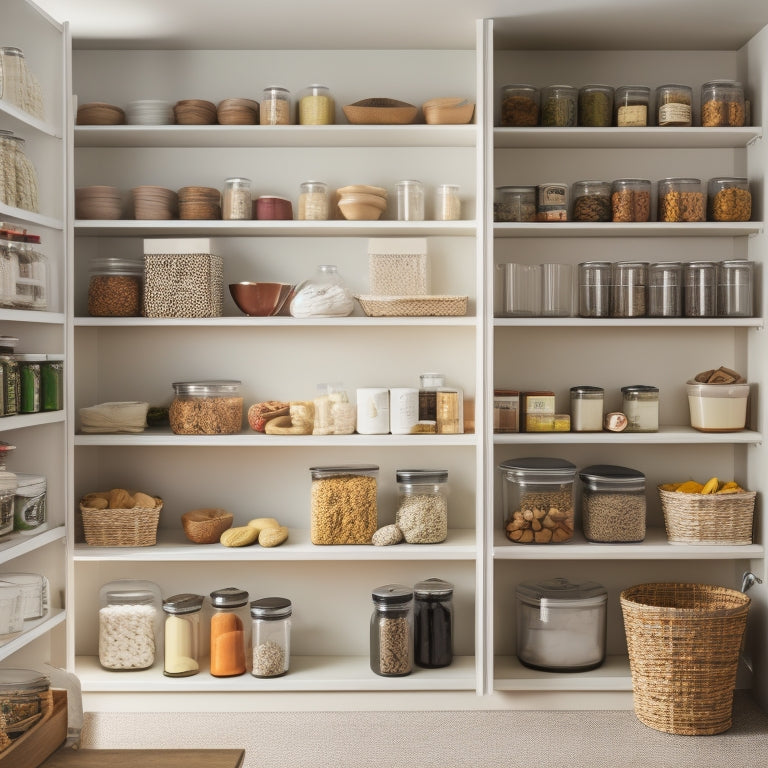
[209,587,249,677]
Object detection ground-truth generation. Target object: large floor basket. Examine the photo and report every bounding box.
[620,582,750,735]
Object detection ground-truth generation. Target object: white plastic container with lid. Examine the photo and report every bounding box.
[0,582,23,640]
[687,380,750,432]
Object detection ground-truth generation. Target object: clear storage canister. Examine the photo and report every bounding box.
[658,177,705,222]
[0,583,23,640]
[0,130,17,207]
[717,260,754,318]
[570,386,604,432]
[701,79,746,127]
[298,84,334,125]
[656,84,692,126]
[41,355,63,412]
[414,578,453,669]
[370,584,413,677]
[169,379,243,435]
[395,469,448,544]
[578,84,613,127]
[648,261,683,317]
[88,256,143,317]
[162,593,203,677]
[221,177,252,220]
[260,85,292,125]
[540,85,577,127]
[418,372,463,434]
[98,579,163,670]
[297,180,330,221]
[615,85,651,126]
[1,572,48,620]
[515,577,607,672]
[494,185,536,222]
[396,180,425,221]
[578,260,611,318]
[0,669,50,736]
[310,464,379,544]
[0,47,27,108]
[499,84,539,126]
[209,587,250,677]
[683,261,717,317]
[708,177,751,222]
[611,178,651,222]
[571,180,611,222]
[0,465,17,537]
[578,464,646,543]
[621,385,659,432]
[536,182,568,221]
[499,457,577,544]
[434,184,461,221]
[250,597,292,678]
[611,261,648,317]
[13,472,47,534]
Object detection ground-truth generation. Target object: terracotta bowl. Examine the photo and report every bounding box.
[229,282,294,316]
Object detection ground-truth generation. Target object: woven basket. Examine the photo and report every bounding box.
[620,582,750,735]
[356,294,467,317]
[80,498,162,546]
[659,486,756,545]
[181,508,234,544]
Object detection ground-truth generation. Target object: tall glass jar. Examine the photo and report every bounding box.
[417,372,463,434]
[570,386,604,432]
[21,234,48,310]
[209,586,250,677]
[16,353,44,414]
[370,584,413,677]
[683,261,717,317]
[717,260,754,318]
[162,593,204,677]
[260,85,292,125]
[611,261,648,317]
[578,261,611,318]
[10,135,39,212]
[395,469,448,543]
[540,85,577,127]
[578,85,613,127]
[250,597,292,678]
[499,84,539,126]
[298,84,334,125]
[434,184,461,221]
[648,262,683,317]
[414,578,453,669]
[0,130,17,207]
[708,177,751,221]
[701,80,746,127]
[658,178,705,222]
[579,464,646,543]
[614,85,651,126]
[221,177,252,220]
[611,178,651,222]
[621,385,659,432]
[289,264,354,318]
[571,180,611,222]
[656,84,692,126]
[396,180,425,221]
[297,180,330,220]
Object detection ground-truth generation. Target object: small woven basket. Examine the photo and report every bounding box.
[620,582,750,735]
[659,486,756,545]
[80,498,162,546]
[181,508,234,544]
[356,294,467,317]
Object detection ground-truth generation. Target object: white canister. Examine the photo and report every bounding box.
[389,388,419,434]
[356,388,390,434]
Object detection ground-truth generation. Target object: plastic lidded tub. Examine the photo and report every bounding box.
[687,380,750,432]
[578,464,646,543]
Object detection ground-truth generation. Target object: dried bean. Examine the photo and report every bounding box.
[396,494,447,543]
[582,491,645,542]
[377,616,410,675]
[88,275,142,316]
[252,640,287,677]
[573,195,611,222]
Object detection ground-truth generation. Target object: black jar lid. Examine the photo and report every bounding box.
[250,597,292,619]
[163,593,204,615]
[210,586,249,608]
[414,578,453,598]
[372,584,413,605]
[579,464,645,484]
[396,469,448,484]
[516,577,607,607]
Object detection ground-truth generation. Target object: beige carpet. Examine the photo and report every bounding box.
[80,692,768,768]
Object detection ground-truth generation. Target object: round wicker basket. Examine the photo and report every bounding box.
[181,508,234,544]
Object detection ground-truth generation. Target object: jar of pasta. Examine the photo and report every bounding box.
[707,177,751,221]
[701,80,745,127]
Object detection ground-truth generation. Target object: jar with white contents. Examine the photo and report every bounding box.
[250,597,292,678]
[621,384,659,432]
[395,469,449,544]
[162,593,204,677]
[289,264,354,318]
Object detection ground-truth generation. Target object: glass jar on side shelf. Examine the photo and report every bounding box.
[701,80,745,127]
[370,584,413,677]
[656,84,692,126]
[540,85,577,127]
[578,85,613,126]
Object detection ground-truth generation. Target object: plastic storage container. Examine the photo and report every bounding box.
[656,84,692,126]
[515,577,607,671]
[250,597,292,677]
[396,180,425,221]
[611,178,651,222]
[540,85,577,126]
[578,84,614,127]
[571,180,611,222]
[395,469,449,543]
[499,457,577,544]
[707,177,751,221]
[717,260,754,317]
[499,84,539,126]
[621,385,659,432]
[683,261,717,317]
[536,182,568,221]
[221,177,252,220]
[162,593,204,677]
[494,185,536,222]
[0,582,23,640]
[414,578,453,668]
[658,178,705,222]
[570,386,604,432]
[578,261,611,318]
[298,84,334,125]
[209,586,250,677]
[579,464,646,543]
[169,380,243,435]
[417,373,463,434]
[289,264,354,318]
[0,572,48,620]
[87,256,143,317]
[687,381,750,432]
[701,80,746,127]
[434,184,461,221]
[0,669,50,735]
[611,261,648,318]
[614,85,651,126]
[648,262,683,317]
[0,443,17,537]
[502,263,541,316]
[260,85,292,125]
[370,584,413,677]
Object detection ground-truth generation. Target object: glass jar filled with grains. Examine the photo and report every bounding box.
[221,177,252,220]
[298,180,330,220]
[87,256,143,316]
[578,261,612,318]
[611,178,651,222]
[621,385,659,432]
[250,597,292,678]
[707,177,751,221]
[395,469,449,544]
[540,85,577,127]
[500,84,539,126]
[656,84,693,126]
[0,669,50,736]
[683,261,717,317]
[611,261,648,318]
[298,84,334,125]
[648,261,683,317]
[578,464,646,543]
[370,584,414,677]
[701,80,746,127]
[169,379,243,435]
[614,85,651,126]
[260,85,292,125]
[717,260,754,318]
[0,130,17,207]
[414,578,453,669]
[9,135,39,212]
[657,178,705,222]
[578,84,614,127]
[494,185,536,222]
[571,180,611,222]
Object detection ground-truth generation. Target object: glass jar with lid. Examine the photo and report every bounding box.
[434,184,461,221]
[395,469,449,543]
[577,261,611,318]
[540,85,577,127]
[221,177,252,220]
[494,186,535,222]
[260,85,292,125]
[717,260,754,318]
[169,379,243,435]
[1,572,49,620]
[0,229,24,308]
[209,586,250,677]
[0,458,17,537]
[13,472,47,534]
[0,47,27,108]
[614,85,651,126]
[701,80,745,127]
[571,180,611,222]
[611,178,651,222]
[708,177,751,221]
[414,578,453,669]
[162,593,204,677]
[98,579,163,670]
[578,464,646,543]
[250,597,292,677]
[0,669,50,736]
[370,584,413,676]
[289,264,354,318]
[0,130,17,207]
[499,84,539,126]
[611,261,648,317]
[658,178,705,222]
[648,261,683,317]
[298,84,334,125]
[21,234,48,310]
[578,84,614,126]
[396,180,425,221]
[10,135,39,212]
[298,180,330,220]
[570,386,604,432]
[498,457,577,544]
[418,372,463,434]
[683,261,717,317]
[16,353,45,413]
[656,84,693,126]
[621,385,659,432]
[88,256,143,316]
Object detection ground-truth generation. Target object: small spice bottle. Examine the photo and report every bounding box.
[657,178,705,222]
[717,260,754,318]
[707,177,751,221]
[611,261,648,318]
[209,587,250,677]
[250,597,292,678]
[221,177,252,220]
[656,84,693,126]
[614,85,651,126]
[570,386,604,432]
[701,80,746,127]
[499,84,539,126]
[571,180,611,222]
[683,261,717,317]
[414,578,453,669]
[540,85,577,127]
[578,85,614,127]
[434,184,461,221]
[578,465,646,543]
[87,256,143,317]
[611,179,651,222]
[648,262,683,317]
[494,185,535,222]
[298,84,334,125]
[370,584,413,677]
[298,180,330,221]
[395,469,449,544]
[577,261,612,318]
[260,85,292,125]
[162,593,204,677]
[620,385,659,432]
[396,180,425,221]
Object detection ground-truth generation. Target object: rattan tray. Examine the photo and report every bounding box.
[356,294,467,317]
[80,498,162,546]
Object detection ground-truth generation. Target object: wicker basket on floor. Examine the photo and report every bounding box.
[620,582,750,735]
[80,498,162,546]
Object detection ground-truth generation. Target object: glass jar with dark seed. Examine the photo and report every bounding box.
[540,85,577,127]
[611,261,648,318]
[578,85,614,127]
[499,84,539,126]
[572,180,611,222]
[414,578,453,669]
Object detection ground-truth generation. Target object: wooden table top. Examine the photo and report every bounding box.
[40,748,245,768]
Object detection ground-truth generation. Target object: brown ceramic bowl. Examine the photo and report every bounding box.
[229,282,294,316]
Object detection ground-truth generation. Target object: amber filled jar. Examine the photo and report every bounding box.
[614,86,650,126]
[169,380,243,435]
[578,85,613,127]
[87,256,143,317]
[707,177,751,222]
[540,85,577,127]
[656,84,692,126]
[701,80,745,127]
[657,178,705,222]
[500,84,539,126]
[611,179,651,222]
[209,587,250,677]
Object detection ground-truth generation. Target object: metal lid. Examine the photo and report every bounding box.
[396,469,448,484]
[0,669,49,693]
[570,385,604,394]
[414,578,453,598]
[621,384,659,394]
[250,596,292,619]
[210,586,249,608]
[372,584,413,605]
[516,577,607,607]
[172,380,241,396]
[579,464,645,483]
[163,593,204,615]
[498,457,576,477]
[310,464,378,477]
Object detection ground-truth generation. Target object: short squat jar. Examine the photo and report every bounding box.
[540,85,577,127]
[414,578,453,669]
[578,464,646,543]
[614,85,651,126]
[571,180,611,222]
[88,256,143,317]
[370,584,413,677]
[499,84,539,126]
[648,261,683,317]
[250,597,292,678]
[621,385,659,432]
[657,178,705,222]
[708,177,751,222]
[169,380,243,435]
[717,260,754,318]
[494,185,535,222]
[701,80,746,127]
[162,593,204,678]
[221,177,252,220]
[298,180,330,221]
[260,85,292,125]
[578,84,613,127]
[611,261,648,318]
[395,469,448,544]
[611,178,651,222]
[656,84,692,126]
[298,84,334,125]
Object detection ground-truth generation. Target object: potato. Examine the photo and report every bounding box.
[258,525,289,548]
[247,517,280,534]
[108,488,135,509]
[220,526,259,547]
[133,492,157,508]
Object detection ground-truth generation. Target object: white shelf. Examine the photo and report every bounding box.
[75,654,478,692]
[493,426,762,445]
[74,315,476,328]
[0,609,66,662]
[0,526,65,566]
[493,528,763,560]
[0,410,66,432]
[0,202,64,231]
[0,99,62,139]
[493,221,762,238]
[494,316,763,328]
[493,655,632,691]
[0,308,65,325]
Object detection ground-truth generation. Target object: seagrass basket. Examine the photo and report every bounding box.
[659,486,756,545]
[620,582,750,735]
[80,498,162,546]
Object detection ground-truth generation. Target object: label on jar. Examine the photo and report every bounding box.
[659,103,691,126]
[536,184,568,221]
[617,104,647,127]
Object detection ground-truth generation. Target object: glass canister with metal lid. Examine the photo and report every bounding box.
[169,379,243,435]
[579,464,646,543]
[209,586,250,677]
[395,469,449,544]
[162,593,204,677]
[621,385,659,432]
[370,584,414,677]
[250,596,292,678]
[414,578,453,669]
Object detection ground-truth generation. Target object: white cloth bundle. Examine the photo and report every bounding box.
[79,401,149,433]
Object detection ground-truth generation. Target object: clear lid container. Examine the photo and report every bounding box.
[0,572,49,620]
[414,578,453,598]
[615,85,651,126]
[260,85,292,125]
[310,463,379,480]
[0,667,49,693]
[540,85,577,127]
[578,84,614,127]
[701,80,745,126]
[289,264,354,318]
[494,185,536,222]
[516,576,607,607]
[707,177,751,221]
[171,379,241,397]
[0,582,23,638]
[499,84,539,126]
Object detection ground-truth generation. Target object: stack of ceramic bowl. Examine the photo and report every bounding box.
[126,100,175,125]
[132,186,178,219]
[336,184,388,220]
[75,186,123,219]
[178,186,221,219]
[217,98,260,125]
[173,99,217,125]
[76,102,125,125]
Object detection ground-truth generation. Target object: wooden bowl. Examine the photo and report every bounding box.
[338,192,387,220]
[76,102,126,125]
[181,508,234,544]
[342,98,418,125]
[422,97,475,125]
[230,281,294,316]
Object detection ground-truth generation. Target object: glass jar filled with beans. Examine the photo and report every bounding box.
[87,256,143,316]
[614,85,651,126]
[169,380,243,435]
[578,464,646,543]
[395,469,449,544]
[370,584,413,677]
[578,84,613,127]
[658,178,705,222]
[611,178,651,222]
[494,185,536,222]
[701,80,745,127]
[540,85,577,127]
[707,177,751,221]
[656,84,692,126]
[571,180,611,222]
[499,84,539,126]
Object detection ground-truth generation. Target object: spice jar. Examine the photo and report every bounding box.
[396,180,425,221]
[418,372,463,434]
[162,593,203,677]
[611,178,651,222]
[656,84,693,126]
[570,386,604,432]
[169,379,243,435]
[260,85,292,125]
[611,261,648,318]
[298,84,334,125]
[221,177,252,220]
[578,261,611,318]
[571,180,611,222]
[0,355,19,416]
[395,469,448,544]
[701,80,745,127]
[536,183,568,221]
[578,464,646,543]
[708,177,751,221]
[717,260,754,318]
[578,84,614,126]
[435,184,461,221]
[98,579,163,670]
[87,256,143,317]
[250,597,292,678]
[648,261,683,317]
[289,264,354,318]
[499,84,539,126]
[498,457,577,544]
[658,178,705,222]
[13,472,47,534]
[615,85,651,126]
[370,584,413,677]
[209,587,250,677]
[297,180,330,220]
[540,85,577,127]
[683,261,717,317]
[0,669,50,736]
[494,185,536,222]
[621,385,659,432]
[414,578,453,669]
[515,578,607,671]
